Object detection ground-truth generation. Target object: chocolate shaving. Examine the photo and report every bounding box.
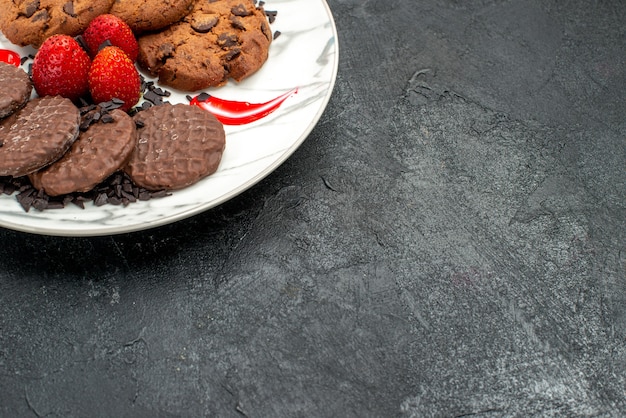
[197,92,211,101]
[101,114,114,123]
[75,35,89,53]
[143,90,163,106]
[265,10,277,24]
[98,40,113,53]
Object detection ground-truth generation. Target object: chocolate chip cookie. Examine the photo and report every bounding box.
[109,0,195,33]
[137,0,272,91]
[0,62,32,119]
[0,96,80,177]
[0,0,115,47]
[124,103,225,190]
[29,109,137,196]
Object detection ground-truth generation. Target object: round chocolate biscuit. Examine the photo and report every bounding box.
[137,0,272,91]
[0,96,80,177]
[0,62,32,119]
[0,0,115,47]
[29,109,137,196]
[124,104,225,190]
[109,0,195,33]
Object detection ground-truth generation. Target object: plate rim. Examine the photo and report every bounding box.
[0,0,339,237]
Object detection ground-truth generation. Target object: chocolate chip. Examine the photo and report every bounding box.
[273,30,281,40]
[17,188,35,212]
[230,17,246,31]
[217,33,238,48]
[158,43,175,59]
[231,4,252,17]
[22,0,39,18]
[261,21,272,40]
[94,192,108,206]
[224,48,241,61]
[32,9,49,23]
[63,1,77,17]
[191,14,218,33]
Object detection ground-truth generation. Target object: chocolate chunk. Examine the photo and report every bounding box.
[23,0,40,18]
[63,1,77,17]
[230,17,246,31]
[261,21,271,40]
[158,43,175,58]
[217,33,238,48]
[224,48,241,61]
[231,4,251,17]
[191,14,219,33]
[31,9,49,22]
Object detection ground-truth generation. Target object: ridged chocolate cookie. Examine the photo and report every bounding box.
[124,104,225,190]
[109,0,195,33]
[0,0,115,47]
[0,62,32,119]
[137,0,272,91]
[29,109,137,196]
[0,96,80,177]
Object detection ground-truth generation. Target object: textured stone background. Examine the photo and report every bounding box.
[1,0,624,416]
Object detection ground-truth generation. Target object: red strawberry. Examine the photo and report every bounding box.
[82,14,139,61]
[31,35,91,101]
[88,46,141,112]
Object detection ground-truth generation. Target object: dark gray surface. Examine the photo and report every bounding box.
[1,0,624,416]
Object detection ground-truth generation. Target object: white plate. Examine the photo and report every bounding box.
[0,0,338,236]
